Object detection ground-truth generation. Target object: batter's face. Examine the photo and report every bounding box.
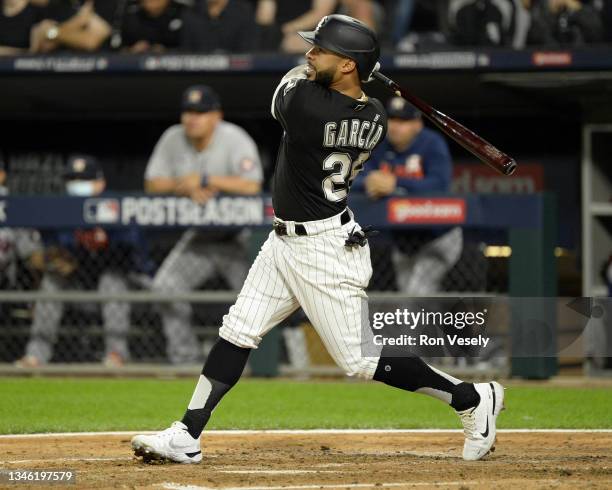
[387,117,424,149]
[305,45,354,87]
[181,110,221,140]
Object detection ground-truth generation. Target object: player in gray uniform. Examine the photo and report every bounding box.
[132,16,504,465]
[145,85,263,364]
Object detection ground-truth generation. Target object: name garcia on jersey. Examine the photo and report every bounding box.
[323,117,384,151]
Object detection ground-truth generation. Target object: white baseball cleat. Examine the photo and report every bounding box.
[457,382,505,461]
[131,421,202,464]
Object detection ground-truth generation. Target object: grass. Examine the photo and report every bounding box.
[0,378,611,434]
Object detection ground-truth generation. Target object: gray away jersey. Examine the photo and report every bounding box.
[145,121,263,183]
[271,73,387,222]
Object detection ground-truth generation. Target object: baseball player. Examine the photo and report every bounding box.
[132,15,504,464]
[145,85,263,364]
[15,155,152,368]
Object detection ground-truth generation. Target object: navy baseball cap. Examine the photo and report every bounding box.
[182,85,222,113]
[64,154,103,180]
[386,96,421,120]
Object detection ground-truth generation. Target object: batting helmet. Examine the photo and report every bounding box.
[298,15,380,83]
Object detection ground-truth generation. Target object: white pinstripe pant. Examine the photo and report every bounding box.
[219,210,381,379]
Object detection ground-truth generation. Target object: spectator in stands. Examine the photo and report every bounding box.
[0,0,114,54]
[63,0,133,52]
[603,0,612,43]
[352,96,463,295]
[524,0,604,45]
[390,0,453,50]
[145,85,262,364]
[390,0,417,46]
[337,0,385,34]
[255,0,336,52]
[447,0,520,47]
[180,0,256,53]
[15,155,151,368]
[0,0,61,54]
[32,0,112,53]
[120,0,187,53]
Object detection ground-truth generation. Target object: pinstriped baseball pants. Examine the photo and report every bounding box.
[219,210,381,379]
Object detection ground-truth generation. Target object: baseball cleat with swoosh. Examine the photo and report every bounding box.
[457,381,505,461]
[131,421,202,464]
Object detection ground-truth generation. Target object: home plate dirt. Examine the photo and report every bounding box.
[1,432,611,489]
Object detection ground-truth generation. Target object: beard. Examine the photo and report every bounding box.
[314,68,335,87]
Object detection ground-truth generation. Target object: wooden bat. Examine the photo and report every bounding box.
[372,71,517,176]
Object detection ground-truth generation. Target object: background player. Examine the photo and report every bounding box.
[131,15,504,464]
[15,155,150,367]
[145,85,263,364]
[353,95,463,295]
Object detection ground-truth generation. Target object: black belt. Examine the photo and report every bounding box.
[274,209,350,237]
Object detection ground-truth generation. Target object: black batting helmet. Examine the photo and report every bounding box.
[298,15,380,83]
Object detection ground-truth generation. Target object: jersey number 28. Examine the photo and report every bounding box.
[322,151,370,202]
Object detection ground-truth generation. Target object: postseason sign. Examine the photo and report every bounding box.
[0,195,268,229]
[118,196,265,226]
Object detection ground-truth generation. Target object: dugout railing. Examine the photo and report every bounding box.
[0,193,557,379]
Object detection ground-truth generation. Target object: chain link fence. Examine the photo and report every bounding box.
[0,224,510,374]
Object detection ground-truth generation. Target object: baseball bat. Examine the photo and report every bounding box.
[372,71,517,176]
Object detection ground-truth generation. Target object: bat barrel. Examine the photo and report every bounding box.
[372,70,517,177]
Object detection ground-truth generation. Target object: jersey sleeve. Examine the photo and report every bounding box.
[144,128,178,180]
[271,67,317,134]
[228,129,264,182]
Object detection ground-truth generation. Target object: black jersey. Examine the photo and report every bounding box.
[121,1,184,49]
[0,5,46,49]
[272,76,387,222]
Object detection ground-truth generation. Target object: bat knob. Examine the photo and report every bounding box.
[503,158,518,176]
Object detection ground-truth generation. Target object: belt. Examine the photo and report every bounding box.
[273,209,350,237]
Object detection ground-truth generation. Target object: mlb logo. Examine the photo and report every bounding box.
[72,158,86,173]
[188,89,202,104]
[84,198,120,224]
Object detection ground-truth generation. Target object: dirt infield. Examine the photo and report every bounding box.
[1,431,611,489]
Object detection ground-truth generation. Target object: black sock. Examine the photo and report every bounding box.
[373,355,480,411]
[181,338,251,439]
[450,382,481,411]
